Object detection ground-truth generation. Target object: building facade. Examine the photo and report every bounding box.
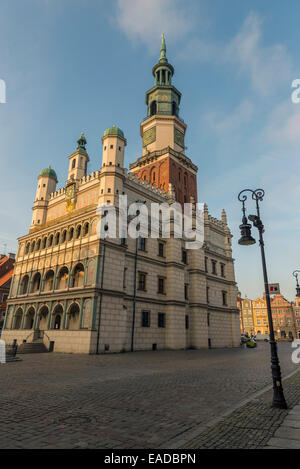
[2,37,240,353]
[292,297,300,339]
[238,296,255,336]
[0,253,15,329]
[251,293,296,339]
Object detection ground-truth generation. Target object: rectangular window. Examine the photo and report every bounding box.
[158,313,166,328]
[220,263,226,278]
[206,286,210,304]
[184,284,188,300]
[182,249,187,264]
[138,272,146,291]
[205,257,208,272]
[207,312,210,327]
[158,242,164,257]
[185,314,189,330]
[139,238,146,251]
[142,310,150,327]
[211,260,217,275]
[158,277,165,294]
[123,268,127,289]
[222,291,228,306]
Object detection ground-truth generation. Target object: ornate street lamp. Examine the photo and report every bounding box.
[293,271,300,298]
[238,189,287,409]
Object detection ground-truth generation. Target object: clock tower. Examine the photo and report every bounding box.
[130,35,198,205]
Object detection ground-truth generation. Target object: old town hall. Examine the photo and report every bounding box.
[2,36,240,353]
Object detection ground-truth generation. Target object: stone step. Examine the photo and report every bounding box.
[17,342,48,354]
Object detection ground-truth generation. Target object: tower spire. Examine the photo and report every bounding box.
[159,33,167,64]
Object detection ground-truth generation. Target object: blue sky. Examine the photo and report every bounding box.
[1,0,300,300]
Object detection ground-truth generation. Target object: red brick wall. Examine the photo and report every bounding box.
[134,156,197,205]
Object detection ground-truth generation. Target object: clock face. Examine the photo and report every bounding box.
[143,127,156,147]
[174,128,184,148]
[65,183,75,200]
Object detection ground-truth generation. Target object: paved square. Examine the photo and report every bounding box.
[0,342,297,448]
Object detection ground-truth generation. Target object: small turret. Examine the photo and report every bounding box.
[67,132,90,182]
[31,166,57,227]
[101,126,126,168]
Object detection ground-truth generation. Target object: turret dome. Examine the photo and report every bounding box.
[39,166,58,182]
[103,126,125,139]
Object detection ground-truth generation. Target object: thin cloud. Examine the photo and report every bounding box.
[205,100,254,134]
[225,12,293,97]
[114,0,198,53]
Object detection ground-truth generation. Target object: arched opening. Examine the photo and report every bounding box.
[43,270,54,292]
[31,272,41,293]
[30,241,35,253]
[48,234,53,247]
[67,302,80,330]
[83,222,89,237]
[68,227,74,241]
[20,275,29,295]
[25,242,30,254]
[56,267,69,290]
[51,304,64,330]
[61,230,67,243]
[36,239,41,251]
[38,305,49,331]
[151,169,156,184]
[172,101,177,116]
[75,225,81,239]
[24,307,35,329]
[42,237,47,249]
[150,100,157,116]
[14,307,23,329]
[72,263,84,288]
[54,232,60,245]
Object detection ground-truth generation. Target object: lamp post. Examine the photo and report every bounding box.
[293,271,300,298]
[238,188,287,409]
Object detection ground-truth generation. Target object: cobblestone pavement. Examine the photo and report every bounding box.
[0,342,298,449]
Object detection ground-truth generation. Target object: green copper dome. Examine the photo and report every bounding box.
[103,125,124,139]
[39,166,58,181]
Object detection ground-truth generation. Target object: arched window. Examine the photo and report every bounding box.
[67,302,80,330]
[61,230,67,243]
[172,101,177,116]
[14,307,23,330]
[75,225,81,239]
[48,234,53,247]
[24,307,35,330]
[72,263,84,288]
[31,272,41,293]
[83,222,89,237]
[68,227,74,241]
[54,232,60,245]
[38,305,49,331]
[25,242,30,254]
[72,159,76,169]
[43,270,54,292]
[30,241,35,253]
[42,237,47,249]
[150,100,157,116]
[20,275,29,295]
[56,267,69,290]
[51,304,63,330]
[36,239,41,251]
